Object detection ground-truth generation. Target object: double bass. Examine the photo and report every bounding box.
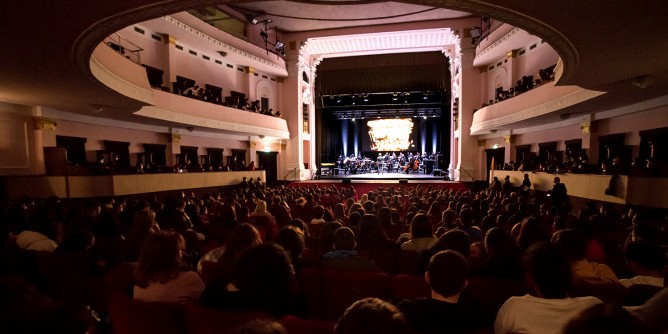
[403,158,420,173]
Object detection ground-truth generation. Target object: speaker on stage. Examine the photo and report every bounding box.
[424,159,435,174]
[399,179,408,184]
[342,179,351,184]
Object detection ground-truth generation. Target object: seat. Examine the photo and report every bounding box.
[365,247,397,273]
[322,270,391,321]
[182,303,272,334]
[391,274,430,301]
[624,284,663,306]
[462,276,527,328]
[396,250,419,274]
[108,293,185,334]
[280,315,335,334]
[571,281,626,306]
[298,267,324,319]
[200,261,222,285]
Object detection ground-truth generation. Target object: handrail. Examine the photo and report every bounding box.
[104,33,144,65]
[282,167,299,185]
[459,167,475,182]
[474,20,504,48]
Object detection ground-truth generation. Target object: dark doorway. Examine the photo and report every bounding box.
[485,148,505,183]
[257,151,278,186]
[56,135,87,166]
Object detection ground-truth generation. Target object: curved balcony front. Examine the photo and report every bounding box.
[470,81,605,136]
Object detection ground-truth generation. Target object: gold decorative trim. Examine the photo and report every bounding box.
[170,133,181,143]
[33,117,57,131]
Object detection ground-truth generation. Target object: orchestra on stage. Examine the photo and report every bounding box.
[335,151,439,175]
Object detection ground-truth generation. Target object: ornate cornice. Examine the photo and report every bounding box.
[474,27,521,63]
[161,15,286,73]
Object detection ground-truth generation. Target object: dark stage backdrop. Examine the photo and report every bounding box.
[318,113,450,167]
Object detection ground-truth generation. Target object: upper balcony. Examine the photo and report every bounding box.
[470,76,605,136]
[90,37,289,139]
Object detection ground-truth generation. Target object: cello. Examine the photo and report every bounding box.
[411,157,419,172]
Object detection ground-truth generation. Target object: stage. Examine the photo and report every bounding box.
[317,170,448,181]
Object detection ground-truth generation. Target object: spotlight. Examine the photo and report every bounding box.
[248,16,258,24]
[471,27,482,38]
[274,41,285,50]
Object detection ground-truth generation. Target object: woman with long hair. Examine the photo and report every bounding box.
[249,200,277,241]
[134,231,205,303]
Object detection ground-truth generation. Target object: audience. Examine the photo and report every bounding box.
[494,242,602,334]
[134,231,205,303]
[398,250,472,334]
[3,179,668,333]
[335,297,410,334]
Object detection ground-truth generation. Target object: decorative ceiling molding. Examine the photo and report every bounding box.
[473,27,520,63]
[416,0,579,85]
[162,15,287,75]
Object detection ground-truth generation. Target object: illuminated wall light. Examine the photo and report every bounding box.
[264,145,271,152]
[492,143,500,149]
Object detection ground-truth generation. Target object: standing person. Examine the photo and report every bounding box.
[549,176,569,208]
[519,174,531,197]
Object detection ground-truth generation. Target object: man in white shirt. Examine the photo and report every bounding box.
[619,240,665,288]
[495,242,602,334]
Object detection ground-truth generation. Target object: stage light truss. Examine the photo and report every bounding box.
[321,91,446,120]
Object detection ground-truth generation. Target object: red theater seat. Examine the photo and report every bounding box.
[322,270,391,320]
[108,293,185,334]
[391,274,430,301]
[280,315,335,334]
[182,303,272,334]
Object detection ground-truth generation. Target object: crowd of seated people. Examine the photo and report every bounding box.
[497,153,667,178]
[474,64,557,112]
[1,179,668,333]
[168,77,283,118]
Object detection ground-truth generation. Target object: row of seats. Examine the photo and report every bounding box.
[299,269,429,321]
[109,293,335,334]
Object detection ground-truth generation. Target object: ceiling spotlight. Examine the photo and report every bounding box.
[260,30,268,42]
[274,41,285,50]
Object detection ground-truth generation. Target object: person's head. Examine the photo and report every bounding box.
[554,176,561,184]
[409,214,433,239]
[524,242,571,299]
[319,221,344,250]
[426,250,468,299]
[254,200,268,215]
[440,209,457,228]
[335,297,410,334]
[231,319,286,334]
[484,227,519,259]
[623,240,665,274]
[430,230,471,258]
[312,205,325,220]
[458,208,475,227]
[333,227,356,251]
[274,226,305,264]
[136,231,186,287]
[357,214,387,249]
[551,228,587,261]
[564,304,649,334]
[221,223,262,261]
[231,243,297,309]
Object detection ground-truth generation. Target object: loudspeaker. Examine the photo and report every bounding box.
[342,179,351,184]
[399,179,408,184]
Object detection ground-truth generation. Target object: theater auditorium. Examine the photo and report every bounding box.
[1,1,668,333]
